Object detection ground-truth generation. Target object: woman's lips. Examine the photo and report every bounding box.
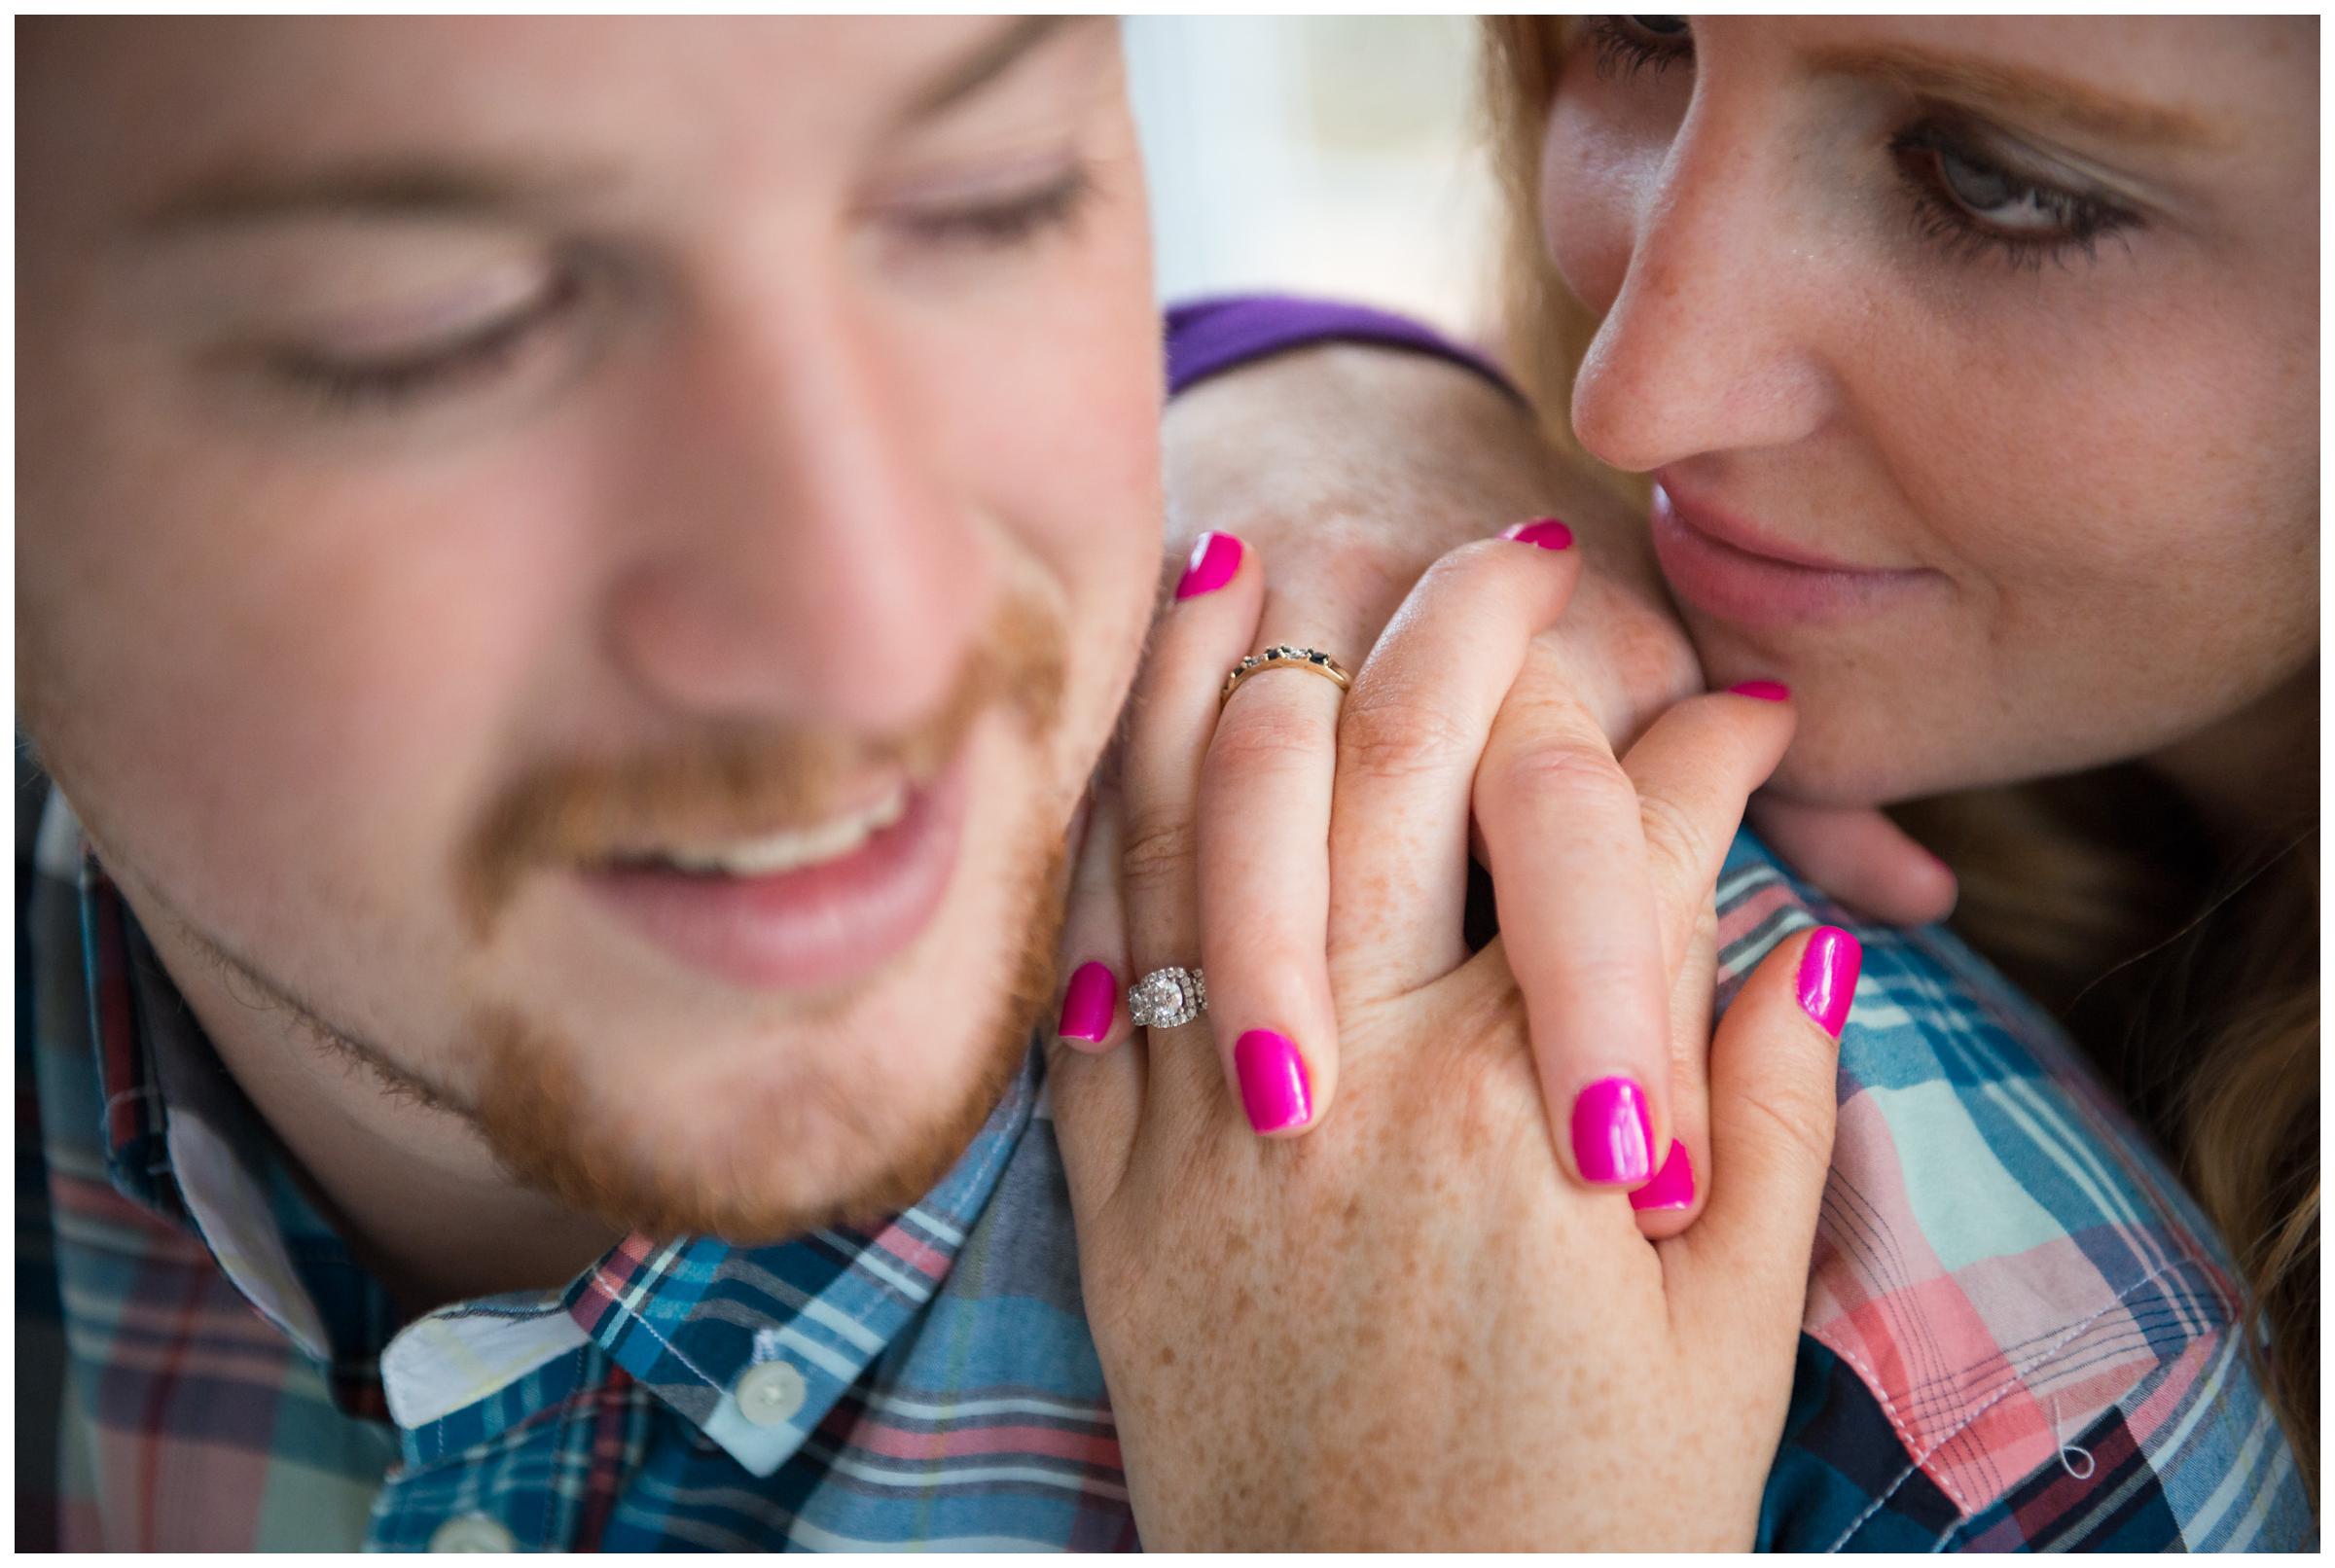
[574,750,969,993]
[1650,483,1937,627]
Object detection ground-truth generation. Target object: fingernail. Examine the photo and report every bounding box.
[1174,531,1244,599]
[1057,961,1116,1043]
[1796,926,1862,1040]
[1235,1029,1312,1134]
[1730,680,1790,701]
[1570,1076,1653,1185]
[1501,517,1574,550]
[1629,1139,1695,1212]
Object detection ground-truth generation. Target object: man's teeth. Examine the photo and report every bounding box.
[659,786,908,876]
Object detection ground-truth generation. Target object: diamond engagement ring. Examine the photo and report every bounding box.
[1220,645,1352,706]
[1128,966,1207,1029]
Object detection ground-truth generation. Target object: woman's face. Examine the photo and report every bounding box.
[1539,16,2317,807]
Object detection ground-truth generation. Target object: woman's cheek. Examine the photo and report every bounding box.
[1538,97,1654,322]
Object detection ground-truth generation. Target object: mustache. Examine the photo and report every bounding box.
[461,588,1065,938]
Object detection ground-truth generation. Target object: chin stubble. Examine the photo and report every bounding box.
[468,830,1069,1243]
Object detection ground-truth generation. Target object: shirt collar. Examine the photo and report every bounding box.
[380,1048,1043,1477]
[568,1052,1039,1476]
[74,826,350,1366]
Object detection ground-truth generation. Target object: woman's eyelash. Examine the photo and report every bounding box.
[1585,17,2142,272]
[1588,16,1691,82]
[1888,126,2137,273]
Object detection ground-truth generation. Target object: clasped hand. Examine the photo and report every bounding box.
[1048,530,1860,1550]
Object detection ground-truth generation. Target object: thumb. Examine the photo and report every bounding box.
[1663,925,1861,1331]
[1747,795,1957,928]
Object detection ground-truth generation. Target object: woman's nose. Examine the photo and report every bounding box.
[1565,94,1841,477]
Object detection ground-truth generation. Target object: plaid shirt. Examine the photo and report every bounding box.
[17,773,2314,1550]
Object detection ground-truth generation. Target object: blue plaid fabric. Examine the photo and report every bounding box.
[1711,837,2314,1550]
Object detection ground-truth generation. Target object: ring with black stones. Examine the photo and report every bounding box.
[1220,646,1353,707]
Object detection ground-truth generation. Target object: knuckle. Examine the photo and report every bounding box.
[1337,680,1478,786]
[1432,991,1548,1151]
[1491,736,1632,816]
[1727,1080,1836,1174]
[1587,597,1702,696]
[1205,702,1330,786]
[1636,787,1718,879]
[1119,810,1199,900]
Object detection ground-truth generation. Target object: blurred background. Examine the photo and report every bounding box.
[1123,16,1501,338]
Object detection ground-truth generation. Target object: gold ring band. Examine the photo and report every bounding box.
[1220,645,1353,706]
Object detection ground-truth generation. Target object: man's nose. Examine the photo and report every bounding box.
[601,284,988,735]
[1566,92,1840,477]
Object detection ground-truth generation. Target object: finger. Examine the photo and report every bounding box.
[1480,679,1791,1199]
[1629,901,1717,1240]
[1052,772,1132,1056]
[1663,924,1861,1338]
[1193,647,1344,1136]
[1471,667,1671,1192]
[1177,527,1442,1138]
[1324,521,1581,996]
[1617,685,1798,981]
[1747,796,1958,927]
[1599,684,1793,1231]
[1045,771,1144,1211]
[1119,532,1267,1119]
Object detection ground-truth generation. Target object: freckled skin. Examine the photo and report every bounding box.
[1068,970,1787,1550]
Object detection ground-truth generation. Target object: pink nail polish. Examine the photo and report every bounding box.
[1730,680,1790,701]
[1057,961,1116,1043]
[1630,1139,1695,1212]
[1502,517,1574,550]
[1796,926,1862,1039]
[1174,531,1244,599]
[1570,1076,1653,1184]
[1235,1029,1312,1134]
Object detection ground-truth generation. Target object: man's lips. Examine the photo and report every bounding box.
[573,751,970,994]
[1649,482,1939,627]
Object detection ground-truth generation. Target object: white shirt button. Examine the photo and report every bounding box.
[736,1359,808,1428]
[428,1513,517,1552]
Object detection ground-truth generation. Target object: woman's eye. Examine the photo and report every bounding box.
[1588,16,1693,81]
[1888,123,2138,270]
[1929,143,2067,233]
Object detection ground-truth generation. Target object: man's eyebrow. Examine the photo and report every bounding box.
[899,15,1089,125]
[135,158,612,235]
[1805,41,2229,152]
[133,18,1099,235]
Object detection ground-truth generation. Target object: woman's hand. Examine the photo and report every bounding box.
[1048,340,1935,1235]
[1047,535,1862,1549]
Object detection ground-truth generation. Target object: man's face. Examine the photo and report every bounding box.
[17,17,1163,1238]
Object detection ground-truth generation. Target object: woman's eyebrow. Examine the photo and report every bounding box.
[1804,40,2231,152]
